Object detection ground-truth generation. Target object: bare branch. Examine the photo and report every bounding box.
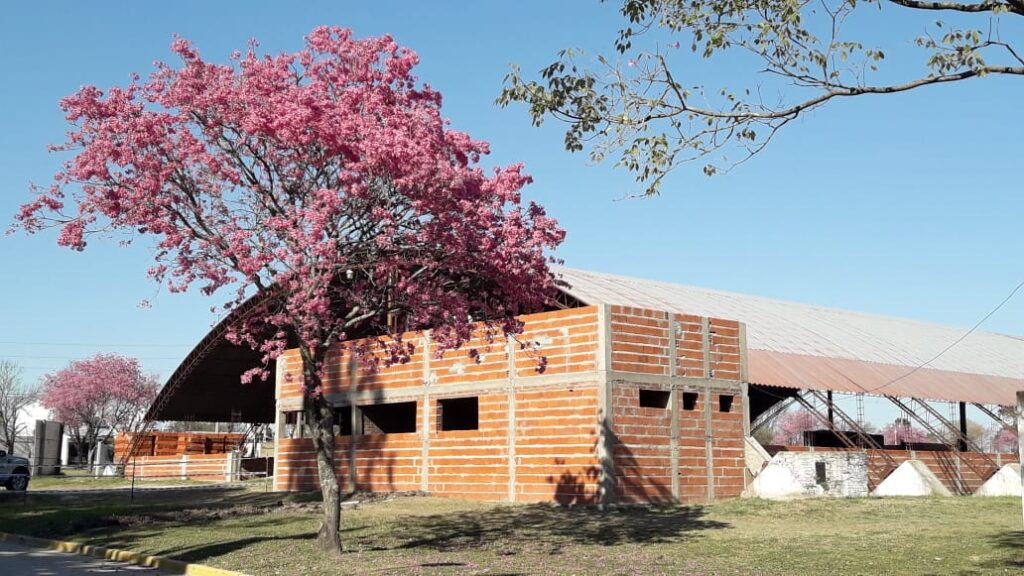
[887,0,1023,14]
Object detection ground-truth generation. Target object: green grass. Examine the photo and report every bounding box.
[28,475,205,490]
[25,470,270,491]
[0,489,1021,575]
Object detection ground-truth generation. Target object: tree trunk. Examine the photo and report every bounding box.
[3,428,14,454]
[302,350,343,555]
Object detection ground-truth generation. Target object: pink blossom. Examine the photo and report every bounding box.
[772,409,817,445]
[882,418,929,446]
[992,427,1018,453]
[15,26,565,388]
[40,354,159,434]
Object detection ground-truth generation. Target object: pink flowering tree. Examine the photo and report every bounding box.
[991,427,1019,453]
[40,354,159,465]
[772,409,817,445]
[882,417,929,446]
[15,27,563,553]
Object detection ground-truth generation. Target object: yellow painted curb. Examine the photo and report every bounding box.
[0,531,245,575]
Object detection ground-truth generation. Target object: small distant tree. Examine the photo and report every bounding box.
[0,360,37,454]
[927,418,986,446]
[772,409,817,445]
[882,417,929,446]
[40,354,159,464]
[15,28,563,554]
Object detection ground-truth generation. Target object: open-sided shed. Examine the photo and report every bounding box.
[146,267,1023,501]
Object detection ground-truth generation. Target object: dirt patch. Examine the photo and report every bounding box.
[109,504,277,527]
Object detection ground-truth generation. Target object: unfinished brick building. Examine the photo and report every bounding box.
[146,267,1023,503]
[273,304,747,504]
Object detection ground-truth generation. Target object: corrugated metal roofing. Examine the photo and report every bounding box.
[556,267,1024,405]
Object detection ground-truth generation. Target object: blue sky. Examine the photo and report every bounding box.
[1,0,1022,403]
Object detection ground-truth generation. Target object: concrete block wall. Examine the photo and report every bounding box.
[767,445,1019,495]
[770,451,869,497]
[274,304,748,504]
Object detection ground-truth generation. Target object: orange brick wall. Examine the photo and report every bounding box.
[274,304,747,504]
[278,307,601,400]
[513,385,602,503]
[274,385,602,502]
[612,384,745,504]
[609,306,743,380]
[607,305,746,504]
[115,431,244,460]
[612,383,674,502]
[127,453,232,481]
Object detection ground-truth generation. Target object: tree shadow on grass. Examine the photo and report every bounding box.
[383,503,728,554]
[149,532,317,564]
[986,530,1024,570]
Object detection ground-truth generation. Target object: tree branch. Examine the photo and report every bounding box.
[670,65,1024,121]
[886,0,1022,14]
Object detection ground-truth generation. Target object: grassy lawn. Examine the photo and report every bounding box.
[26,475,271,491]
[0,489,1021,575]
[28,475,201,490]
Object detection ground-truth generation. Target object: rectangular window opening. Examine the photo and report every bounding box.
[815,461,828,487]
[438,396,479,431]
[682,392,699,411]
[333,406,353,436]
[719,394,734,413]
[283,411,302,439]
[639,389,670,409]
[361,401,417,434]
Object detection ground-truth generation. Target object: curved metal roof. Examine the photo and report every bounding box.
[149,266,1024,422]
[556,266,1024,405]
[146,293,278,423]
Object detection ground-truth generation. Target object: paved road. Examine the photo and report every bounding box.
[0,540,175,574]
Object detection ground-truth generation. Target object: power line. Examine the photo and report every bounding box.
[861,277,1024,394]
[0,355,181,361]
[0,340,190,348]
[749,277,1024,418]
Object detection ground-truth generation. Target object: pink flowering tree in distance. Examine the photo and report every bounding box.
[40,354,159,466]
[15,27,564,553]
[772,409,817,445]
[991,426,1019,453]
[882,417,929,446]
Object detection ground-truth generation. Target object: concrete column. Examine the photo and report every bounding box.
[181,454,189,480]
[272,358,285,491]
[596,304,616,506]
[702,317,714,503]
[1017,391,1023,527]
[740,380,752,491]
[348,355,361,492]
[668,316,680,500]
[506,335,517,502]
[225,450,240,482]
[741,381,751,438]
[738,323,749,383]
[827,391,834,425]
[958,401,968,452]
[421,332,433,494]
